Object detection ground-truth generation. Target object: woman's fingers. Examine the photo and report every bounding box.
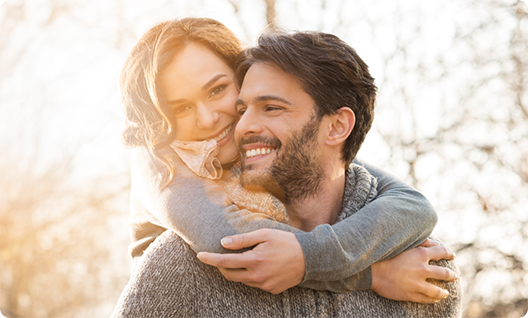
[427,263,459,282]
[199,230,304,294]
[220,229,272,250]
[418,282,450,300]
[197,250,253,269]
[423,245,456,261]
[408,291,448,304]
[418,238,439,248]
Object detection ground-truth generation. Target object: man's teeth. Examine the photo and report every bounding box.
[213,125,232,142]
[246,148,275,158]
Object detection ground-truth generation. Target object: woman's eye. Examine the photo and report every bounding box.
[174,105,191,114]
[210,85,227,97]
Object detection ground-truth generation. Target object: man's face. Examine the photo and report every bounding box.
[235,62,325,203]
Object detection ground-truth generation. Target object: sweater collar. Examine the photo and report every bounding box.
[336,164,378,223]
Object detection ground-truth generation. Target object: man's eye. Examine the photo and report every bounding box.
[210,85,227,97]
[265,105,282,111]
[237,107,246,116]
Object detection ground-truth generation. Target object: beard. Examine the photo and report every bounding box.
[238,116,324,204]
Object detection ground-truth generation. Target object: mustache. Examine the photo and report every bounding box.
[238,135,282,156]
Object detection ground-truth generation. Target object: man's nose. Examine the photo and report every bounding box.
[196,102,219,129]
[235,107,262,136]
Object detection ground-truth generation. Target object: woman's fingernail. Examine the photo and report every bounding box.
[221,238,232,247]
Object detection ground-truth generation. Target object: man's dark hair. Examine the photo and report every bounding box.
[235,31,377,167]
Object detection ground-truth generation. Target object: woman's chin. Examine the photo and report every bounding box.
[217,149,240,165]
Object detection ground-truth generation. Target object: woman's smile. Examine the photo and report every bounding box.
[209,123,234,144]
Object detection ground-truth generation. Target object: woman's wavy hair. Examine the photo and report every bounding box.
[120,17,242,181]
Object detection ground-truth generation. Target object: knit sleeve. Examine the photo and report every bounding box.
[295,158,437,291]
[130,146,302,254]
[132,147,436,291]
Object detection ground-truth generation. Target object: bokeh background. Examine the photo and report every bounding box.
[0,0,527,317]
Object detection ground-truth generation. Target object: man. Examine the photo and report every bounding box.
[112,31,461,317]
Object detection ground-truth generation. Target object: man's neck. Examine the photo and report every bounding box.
[285,167,346,232]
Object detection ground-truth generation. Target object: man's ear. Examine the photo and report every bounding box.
[325,107,355,146]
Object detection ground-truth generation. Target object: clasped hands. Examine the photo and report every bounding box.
[197,229,458,303]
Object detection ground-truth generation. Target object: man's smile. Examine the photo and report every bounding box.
[245,147,276,159]
[239,135,282,164]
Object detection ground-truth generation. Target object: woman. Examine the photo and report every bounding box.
[120,17,441,297]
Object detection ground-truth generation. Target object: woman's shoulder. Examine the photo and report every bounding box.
[131,146,180,169]
[131,145,205,183]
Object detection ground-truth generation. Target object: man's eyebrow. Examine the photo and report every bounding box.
[235,95,292,109]
[202,74,227,91]
[235,99,246,108]
[252,95,293,106]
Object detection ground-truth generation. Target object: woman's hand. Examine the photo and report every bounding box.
[197,229,305,294]
[371,239,458,303]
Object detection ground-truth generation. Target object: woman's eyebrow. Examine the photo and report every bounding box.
[202,74,227,91]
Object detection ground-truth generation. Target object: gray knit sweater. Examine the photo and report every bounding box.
[112,165,462,318]
[129,147,438,291]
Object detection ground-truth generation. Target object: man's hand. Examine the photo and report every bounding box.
[196,229,305,294]
[371,239,458,304]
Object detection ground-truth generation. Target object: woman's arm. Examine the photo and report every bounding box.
[133,147,436,292]
[295,158,437,290]
[198,158,438,293]
[130,146,301,256]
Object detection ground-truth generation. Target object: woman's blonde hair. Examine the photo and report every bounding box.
[120,18,242,181]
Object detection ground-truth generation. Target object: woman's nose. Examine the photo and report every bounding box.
[196,102,219,129]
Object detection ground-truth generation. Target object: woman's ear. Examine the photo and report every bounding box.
[326,107,355,146]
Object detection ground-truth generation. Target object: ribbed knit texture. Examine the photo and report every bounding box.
[129,146,439,291]
[112,164,462,317]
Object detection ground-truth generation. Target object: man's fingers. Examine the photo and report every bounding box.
[425,245,456,261]
[197,251,253,269]
[427,265,458,282]
[220,229,271,250]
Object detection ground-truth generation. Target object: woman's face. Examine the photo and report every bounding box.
[158,42,239,164]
